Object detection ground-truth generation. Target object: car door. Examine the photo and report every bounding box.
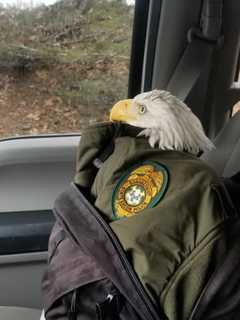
[0,134,78,308]
[0,0,142,310]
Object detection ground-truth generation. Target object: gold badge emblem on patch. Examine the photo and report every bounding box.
[112,161,169,219]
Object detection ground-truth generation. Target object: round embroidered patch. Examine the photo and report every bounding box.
[112,161,169,219]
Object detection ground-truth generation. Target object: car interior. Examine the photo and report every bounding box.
[0,0,239,319]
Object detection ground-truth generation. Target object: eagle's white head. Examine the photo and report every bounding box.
[110,89,215,155]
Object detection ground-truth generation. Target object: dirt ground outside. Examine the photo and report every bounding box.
[0,57,129,137]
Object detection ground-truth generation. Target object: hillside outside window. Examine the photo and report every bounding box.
[0,0,135,138]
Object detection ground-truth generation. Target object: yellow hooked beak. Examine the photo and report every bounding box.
[109,99,135,122]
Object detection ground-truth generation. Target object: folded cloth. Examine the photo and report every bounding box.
[74,122,228,320]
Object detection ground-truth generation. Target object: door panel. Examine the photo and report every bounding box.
[0,253,47,308]
[0,135,79,211]
[0,135,79,308]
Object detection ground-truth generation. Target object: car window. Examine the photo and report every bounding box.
[0,0,135,138]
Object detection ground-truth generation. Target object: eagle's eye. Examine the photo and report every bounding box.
[138,104,146,114]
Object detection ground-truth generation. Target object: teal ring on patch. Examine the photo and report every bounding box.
[112,160,169,220]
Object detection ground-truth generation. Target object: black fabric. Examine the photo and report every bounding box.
[223,172,240,212]
[54,183,163,320]
[42,221,107,314]
[43,183,164,320]
[64,280,120,320]
[96,292,123,320]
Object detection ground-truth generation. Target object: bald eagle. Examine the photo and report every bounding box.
[110,89,214,155]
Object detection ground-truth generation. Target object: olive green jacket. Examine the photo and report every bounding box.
[75,122,227,320]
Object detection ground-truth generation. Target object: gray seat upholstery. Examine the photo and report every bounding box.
[0,306,41,320]
[201,112,240,177]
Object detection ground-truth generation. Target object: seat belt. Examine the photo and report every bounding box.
[167,0,224,101]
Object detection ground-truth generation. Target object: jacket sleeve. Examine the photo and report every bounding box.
[74,122,116,189]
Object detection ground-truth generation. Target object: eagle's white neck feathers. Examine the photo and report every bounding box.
[132,90,214,154]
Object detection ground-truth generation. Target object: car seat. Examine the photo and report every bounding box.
[201,112,240,177]
[0,306,41,320]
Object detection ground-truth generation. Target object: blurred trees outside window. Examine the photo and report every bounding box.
[0,0,135,137]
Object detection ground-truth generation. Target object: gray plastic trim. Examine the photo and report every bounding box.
[0,306,42,320]
[0,135,80,212]
[0,252,47,264]
[0,135,80,166]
